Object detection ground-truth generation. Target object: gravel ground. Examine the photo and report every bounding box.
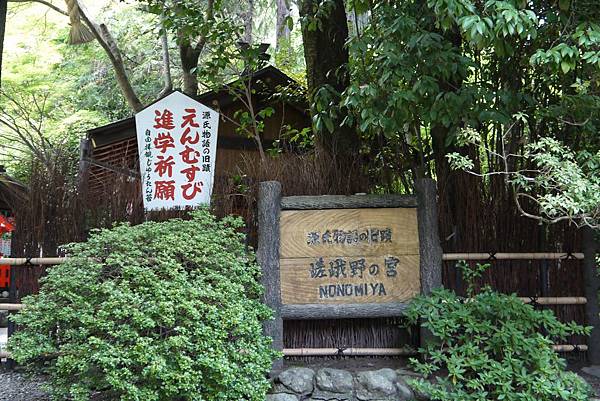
[0,371,50,401]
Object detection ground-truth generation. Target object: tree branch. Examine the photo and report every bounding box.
[8,0,68,16]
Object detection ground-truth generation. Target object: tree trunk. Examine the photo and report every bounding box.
[179,43,200,96]
[76,3,143,112]
[299,0,359,163]
[275,0,291,50]
[242,0,253,44]
[583,227,600,365]
[0,0,8,85]
[158,16,172,98]
[177,0,213,97]
[96,24,144,112]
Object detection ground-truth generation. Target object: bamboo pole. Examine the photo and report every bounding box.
[553,345,588,352]
[0,297,586,313]
[0,257,67,266]
[283,345,587,356]
[443,253,584,261]
[518,297,587,305]
[0,253,584,266]
[0,303,23,311]
[283,348,417,357]
[2,346,587,360]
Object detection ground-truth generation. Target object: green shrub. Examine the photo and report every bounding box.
[8,210,276,401]
[405,262,592,401]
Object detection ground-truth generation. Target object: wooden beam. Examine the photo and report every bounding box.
[84,157,140,178]
[281,194,417,210]
[281,302,409,320]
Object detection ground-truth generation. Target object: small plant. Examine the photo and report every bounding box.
[9,210,277,401]
[405,261,592,401]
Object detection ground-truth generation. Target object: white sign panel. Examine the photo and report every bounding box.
[135,91,219,211]
[0,235,10,256]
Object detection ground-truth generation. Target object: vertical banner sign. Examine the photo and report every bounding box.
[0,214,14,256]
[135,91,219,210]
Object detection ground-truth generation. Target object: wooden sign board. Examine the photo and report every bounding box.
[279,208,420,305]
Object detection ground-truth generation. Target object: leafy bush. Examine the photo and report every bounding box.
[8,210,276,401]
[405,262,592,401]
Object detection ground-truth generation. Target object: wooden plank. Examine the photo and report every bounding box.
[281,194,416,210]
[280,208,419,259]
[281,302,409,319]
[280,255,419,304]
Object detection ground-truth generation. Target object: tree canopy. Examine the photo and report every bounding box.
[1,0,598,228]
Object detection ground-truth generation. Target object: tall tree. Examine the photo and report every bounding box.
[298,0,360,166]
[9,0,144,111]
[275,0,291,50]
[0,0,7,84]
[241,0,253,43]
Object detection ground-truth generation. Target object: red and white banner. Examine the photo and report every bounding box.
[135,91,219,211]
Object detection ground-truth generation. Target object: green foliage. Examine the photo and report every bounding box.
[8,210,276,401]
[447,124,600,226]
[523,137,600,222]
[405,261,591,401]
[2,2,165,176]
[342,0,600,217]
[55,5,166,120]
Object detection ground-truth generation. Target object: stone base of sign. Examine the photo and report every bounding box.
[267,367,428,401]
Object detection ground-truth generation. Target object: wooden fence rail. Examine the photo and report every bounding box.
[443,252,584,261]
[2,345,590,361]
[1,252,588,362]
[0,253,584,267]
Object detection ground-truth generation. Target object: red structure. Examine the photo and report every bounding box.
[0,214,14,288]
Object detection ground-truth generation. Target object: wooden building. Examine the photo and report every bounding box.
[81,65,310,197]
[0,168,23,217]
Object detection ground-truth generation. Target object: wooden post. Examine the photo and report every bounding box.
[415,178,442,295]
[415,178,443,349]
[77,138,91,192]
[256,181,283,373]
[583,227,600,365]
[6,262,16,368]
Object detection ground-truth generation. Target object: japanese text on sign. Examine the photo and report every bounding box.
[279,208,420,305]
[135,91,219,210]
[306,228,392,246]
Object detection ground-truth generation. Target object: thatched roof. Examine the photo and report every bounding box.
[0,167,26,212]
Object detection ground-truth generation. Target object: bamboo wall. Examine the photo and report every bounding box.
[4,159,590,361]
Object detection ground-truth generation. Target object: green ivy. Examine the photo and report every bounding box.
[405,261,592,401]
[8,210,277,401]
